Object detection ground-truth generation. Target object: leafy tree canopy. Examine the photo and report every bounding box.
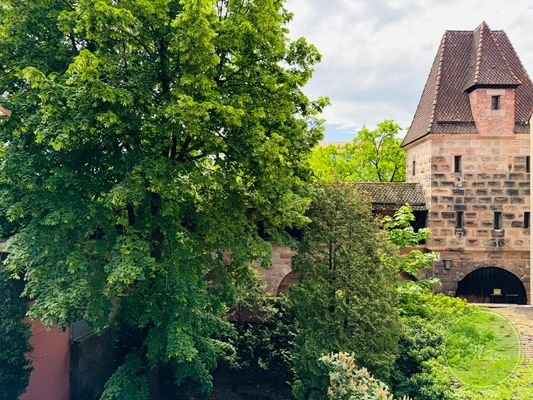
[310,119,405,182]
[0,0,326,396]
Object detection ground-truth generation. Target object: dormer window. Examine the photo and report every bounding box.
[491,95,500,110]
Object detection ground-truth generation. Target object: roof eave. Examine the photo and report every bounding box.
[401,130,431,148]
[464,83,521,93]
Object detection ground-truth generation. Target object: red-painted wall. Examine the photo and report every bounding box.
[20,321,70,400]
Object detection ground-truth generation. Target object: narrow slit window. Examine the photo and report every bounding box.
[494,212,503,230]
[454,155,462,173]
[412,160,416,176]
[455,211,464,229]
[491,95,500,110]
[525,212,530,229]
[527,156,530,173]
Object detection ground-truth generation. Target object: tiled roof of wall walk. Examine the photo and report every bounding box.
[0,105,11,117]
[354,182,427,211]
[403,21,533,146]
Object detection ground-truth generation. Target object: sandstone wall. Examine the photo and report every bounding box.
[405,138,433,208]
[255,245,295,295]
[412,132,531,301]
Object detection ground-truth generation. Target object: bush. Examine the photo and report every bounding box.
[0,268,32,400]
[322,352,411,400]
[391,316,456,400]
[100,353,148,400]
[391,293,473,400]
[289,183,400,399]
[231,296,294,383]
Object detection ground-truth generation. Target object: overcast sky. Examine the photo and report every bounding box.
[284,0,533,142]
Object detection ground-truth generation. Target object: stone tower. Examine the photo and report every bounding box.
[403,22,533,304]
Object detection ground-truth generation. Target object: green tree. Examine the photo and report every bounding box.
[0,268,32,399]
[288,183,400,399]
[382,205,439,297]
[0,0,326,397]
[310,120,405,182]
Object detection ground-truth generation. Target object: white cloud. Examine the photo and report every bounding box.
[285,0,533,141]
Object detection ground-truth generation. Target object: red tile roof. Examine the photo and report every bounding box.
[403,22,533,147]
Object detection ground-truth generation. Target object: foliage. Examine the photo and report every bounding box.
[398,292,472,320]
[380,205,473,400]
[321,352,411,400]
[391,316,456,400]
[231,296,294,382]
[0,0,325,396]
[288,183,401,399]
[391,292,473,400]
[382,205,439,290]
[0,268,32,400]
[309,120,405,182]
[100,353,149,400]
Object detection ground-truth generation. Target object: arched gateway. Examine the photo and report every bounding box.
[456,267,527,305]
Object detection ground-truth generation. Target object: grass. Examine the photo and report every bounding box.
[444,310,521,388]
[455,358,533,400]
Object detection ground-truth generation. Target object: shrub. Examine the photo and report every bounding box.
[390,292,473,400]
[391,316,456,400]
[322,352,411,400]
[231,296,294,383]
[100,353,148,400]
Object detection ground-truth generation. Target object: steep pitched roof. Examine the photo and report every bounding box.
[464,22,520,91]
[403,22,533,147]
[354,182,427,211]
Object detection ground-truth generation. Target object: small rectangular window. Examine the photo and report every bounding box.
[527,156,530,173]
[412,160,416,176]
[494,212,503,230]
[454,155,462,173]
[455,211,464,229]
[525,212,530,229]
[491,95,500,110]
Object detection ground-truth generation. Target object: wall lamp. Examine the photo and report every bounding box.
[443,259,452,270]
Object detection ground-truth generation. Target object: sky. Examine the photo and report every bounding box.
[284,0,533,142]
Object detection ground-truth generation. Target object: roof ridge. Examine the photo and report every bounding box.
[472,22,486,85]
[490,29,521,85]
[428,32,448,134]
[496,31,532,86]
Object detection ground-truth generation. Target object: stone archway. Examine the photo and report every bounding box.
[276,271,300,296]
[456,267,527,305]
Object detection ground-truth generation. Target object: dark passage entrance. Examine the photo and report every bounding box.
[456,267,527,304]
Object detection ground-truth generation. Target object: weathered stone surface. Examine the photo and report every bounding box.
[404,112,530,302]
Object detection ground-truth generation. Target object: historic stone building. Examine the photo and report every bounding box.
[403,22,533,304]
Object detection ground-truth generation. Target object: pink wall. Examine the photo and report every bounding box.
[20,321,70,400]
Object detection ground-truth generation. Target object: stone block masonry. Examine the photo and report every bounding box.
[407,133,530,301]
